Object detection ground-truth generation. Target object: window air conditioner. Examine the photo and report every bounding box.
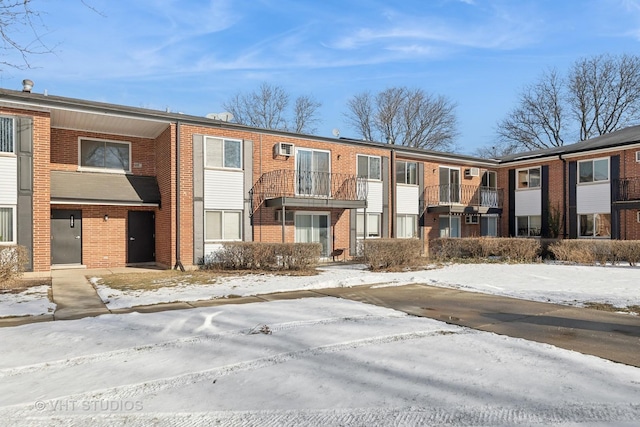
[465,167,480,177]
[277,142,295,157]
[465,215,479,224]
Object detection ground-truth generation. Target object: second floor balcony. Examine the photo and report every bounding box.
[614,177,640,203]
[251,169,367,212]
[424,184,503,214]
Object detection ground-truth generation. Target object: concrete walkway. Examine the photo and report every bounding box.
[2,269,639,367]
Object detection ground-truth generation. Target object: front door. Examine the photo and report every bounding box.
[51,209,82,265]
[295,213,330,256]
[128,211,155,263]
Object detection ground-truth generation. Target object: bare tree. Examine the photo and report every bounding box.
[344,87,458,150]
[223,82,322,134]
[343,91,374,142]
[569,53,640,141]
[293,94,321,134]
[0,0,52,70]
[490,53,640,155]
[495,68,565,151]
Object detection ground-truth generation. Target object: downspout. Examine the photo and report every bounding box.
[174,121,185,271]
[560,154,567,238]
[390,149,396,237]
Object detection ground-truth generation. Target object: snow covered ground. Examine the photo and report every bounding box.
[0,285,55,318]
[1,297,639,426]
[0,262,639,425]
[93,262,640,311]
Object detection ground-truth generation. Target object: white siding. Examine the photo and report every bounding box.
[0,156,17,205]
[396,185,419,215]
[203,243,224,263]
[366,181,383,213]
[204,169,244,210]
[515,189,541,216]
[577,183,611,214]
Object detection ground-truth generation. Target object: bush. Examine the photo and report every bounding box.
[0,245,29,288]
[362,238,422,270]
[204,242,322,271]
[430,237,540,263]
[549,240,640,266]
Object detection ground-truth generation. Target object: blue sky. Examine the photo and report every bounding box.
[3,0,640,154]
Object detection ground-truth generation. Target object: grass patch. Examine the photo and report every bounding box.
[91,268,318,291]
[583,302,640,315]
[0,277,51,294]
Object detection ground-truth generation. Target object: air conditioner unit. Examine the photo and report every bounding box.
[465,215,479,224]
[465,167,480,177]
[276,142,295,157]
[636,151,640,162]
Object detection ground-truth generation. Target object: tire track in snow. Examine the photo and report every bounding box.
[1,328,464,416]
[5,404,640,426]
[0,313,411,379]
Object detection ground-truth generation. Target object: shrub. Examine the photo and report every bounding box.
[204,242,321,271]
[430,237,540,263]
[549,240,640,266]
[0,245,29,288]
[362,238,422,270]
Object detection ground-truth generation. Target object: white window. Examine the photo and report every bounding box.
[79,138,131,172]
[205,210,242,241]
[439,216,460,238]
[205,137,242,169]
[0,206,15,244]
[481,216,498,237]
[516,215,541,237]
[579,213,611,238]
[398,214,418,238]
[396,161,417,185]
[356,213,381,238]
[517,167,541,189]
[578,158,609,183]
[357,155,381,180]
[0,117,14,154]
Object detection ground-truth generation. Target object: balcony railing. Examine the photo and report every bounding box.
[251,169,367,213]
[423,184,503,209]
[614,177,640,202]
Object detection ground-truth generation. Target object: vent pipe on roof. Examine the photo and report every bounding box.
[22,79,34,93]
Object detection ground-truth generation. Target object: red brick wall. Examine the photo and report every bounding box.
[154,125,175,268]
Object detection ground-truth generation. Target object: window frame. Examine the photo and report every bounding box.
[356,154,381,181]
[204,210,243,242]
[0,116,15,156]
[516,215,542,237]
[204,136,243,170]
[397,214,418,238]
[396,161,418,185]
[78,137,132,173]
[578,213,611,238]
[578,158,609,184]
[516,167,541,190]
[0,205,16,245]
[356,212,381,238]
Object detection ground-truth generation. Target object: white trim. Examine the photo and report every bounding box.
[204,209,243,242]
[397,160,419,185]
[356,154,382,181]
[78,137,132,173]
[516,166,541,190]
[356,212,381,239]
[50,200,159,207]
[0,205,16,245]
[204,136,243,170]
[577,157,609,184]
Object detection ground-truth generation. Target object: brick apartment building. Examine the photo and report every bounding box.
[0,85,638,272]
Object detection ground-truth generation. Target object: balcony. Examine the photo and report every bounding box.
[614,177,640,204]
[423,184,503,214]
[251,170,367,212]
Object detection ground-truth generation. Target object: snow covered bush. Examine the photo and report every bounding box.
[0,245,28,288]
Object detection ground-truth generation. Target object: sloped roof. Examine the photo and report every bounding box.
[51,171,161,205]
